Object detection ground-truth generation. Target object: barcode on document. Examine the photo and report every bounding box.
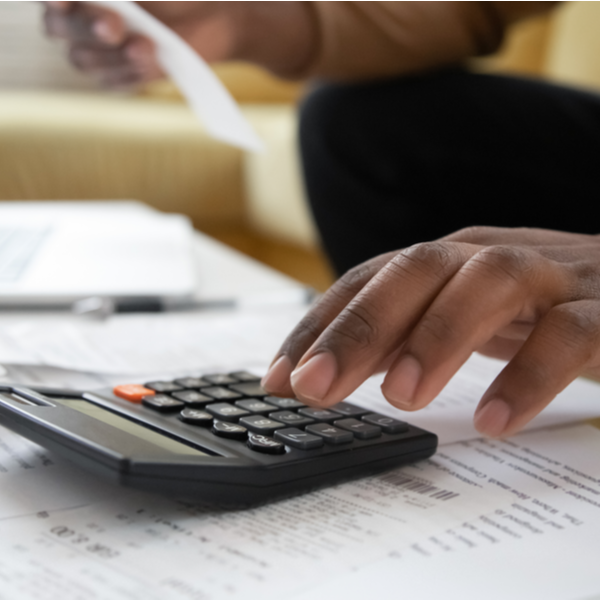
[379,473,459,501]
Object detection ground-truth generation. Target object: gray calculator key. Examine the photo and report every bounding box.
[362,413,410,434]
[142,394,185,413]
[202,386,243,401]
[229,371,261,382]
[211,421,247,440]
[173,377,211,389]
[203,374,238,386]
[235,399,273,414]
[274,428,323,450]
[305,423,354,445]
[205,403,250,422]
[178,409,213,426]
[144,381,184,393]
[334,418,382,440]
[247,433,285,455]
[330,403,369,418]
[239,415,286,435]
[269,411,315,428]
[172,390,212,406]
[263,396,304,410]
[298,408,339,423]
[229,382,268,397]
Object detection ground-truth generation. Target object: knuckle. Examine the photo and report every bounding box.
[415,311,459,346]
[390,241,459,279]
[448,225,496,244]
[469,245,534,283]
[545,304,600,349]
[338,261,381,292]
[68,45,90,68]
[326,302,380,351]
[279,314,324,360]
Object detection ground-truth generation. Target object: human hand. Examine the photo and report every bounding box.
[261,226,600,438]
[44,1,315,87]
[44,1,162,87]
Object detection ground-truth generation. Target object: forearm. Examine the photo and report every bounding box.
[266,1,558,81]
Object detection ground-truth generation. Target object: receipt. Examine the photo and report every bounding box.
[95,1,263,152]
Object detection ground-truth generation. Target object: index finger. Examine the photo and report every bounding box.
[261,253,393,397]
[44,1,126,45]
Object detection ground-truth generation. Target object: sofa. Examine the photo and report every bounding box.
[1,2,599,291]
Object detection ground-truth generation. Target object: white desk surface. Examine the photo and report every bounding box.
[191,230,306,303]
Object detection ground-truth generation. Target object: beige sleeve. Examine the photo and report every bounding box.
[300,1,557,80]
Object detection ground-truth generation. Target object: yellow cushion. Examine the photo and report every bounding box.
[0,91,244,229]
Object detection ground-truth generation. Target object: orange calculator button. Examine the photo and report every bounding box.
[113,384,155,403]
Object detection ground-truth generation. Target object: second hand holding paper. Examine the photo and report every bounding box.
[95,0,263,152]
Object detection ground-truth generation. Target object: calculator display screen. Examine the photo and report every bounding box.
[55,400,208,456]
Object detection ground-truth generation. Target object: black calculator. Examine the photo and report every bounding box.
[0,371,437,507]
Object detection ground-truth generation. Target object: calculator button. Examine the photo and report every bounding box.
[142,394,185,413]
[203,374,238,386]
[144,381,184,393]
[113,384,155,403]
[298,408,339,423]
[247,433,285,455]
[178,409,213,427]
[202,386,243,401]
[274,428,324,450]
[330,403,369,418]
[173,377,211,389]
[235,399,273,414]
[269,411,315,428]
[263,396,305,410]
[211,421,248,440]
[172,390,213,406]
[334,418,382,440]
[229,371,261,382]
[205,403,250,422]
[305,423,354,445]
[361,413,410,434]
[239,415,286,435]
[228,382,268,398]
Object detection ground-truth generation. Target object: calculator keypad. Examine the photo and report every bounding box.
[178,408,213,426]
[205,403,250,422]
[211,421,248,440]
[144,381,184,393]
[142,394,185,413]
[247,433,285,454]
[173,377,211,390]
[171,390,213,406]
[239,415,286,435]
[116,371,411,456]
[305,423,354,445]
[202,387,244,401]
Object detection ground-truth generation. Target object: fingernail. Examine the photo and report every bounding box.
[474,398,511,437]
[290,352,337,403]
[93,20,117,44]
[261,355,292,393]
[382,355,421,408]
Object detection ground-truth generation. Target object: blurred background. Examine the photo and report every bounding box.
[2,1,600,292]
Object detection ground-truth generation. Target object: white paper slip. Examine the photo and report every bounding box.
[347,353,600,445]
[95,1,263,152]
[0,306,306,375]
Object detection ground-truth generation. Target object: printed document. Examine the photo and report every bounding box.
[0,424,599,600]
